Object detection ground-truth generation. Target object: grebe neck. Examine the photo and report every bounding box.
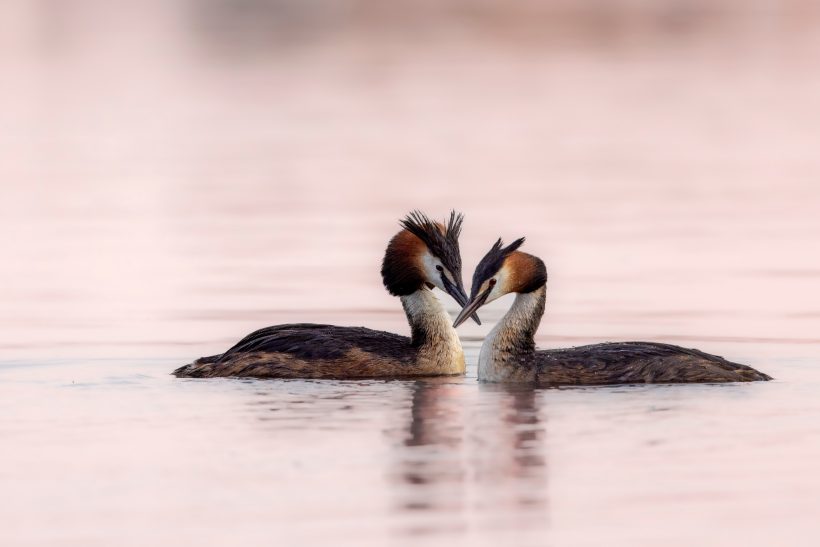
[478,285,546,381]
[400,288,465,375]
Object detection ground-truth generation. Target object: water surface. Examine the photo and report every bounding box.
[2,2,820,546]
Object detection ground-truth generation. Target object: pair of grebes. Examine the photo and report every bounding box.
[175,211,770,384]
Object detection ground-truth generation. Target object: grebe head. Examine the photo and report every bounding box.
[452,237,547,328]
[381,210,480,324]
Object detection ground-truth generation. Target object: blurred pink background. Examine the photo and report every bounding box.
[2,3,820,547]
[3,0,819,360]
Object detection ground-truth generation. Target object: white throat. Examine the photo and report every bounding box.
[478,286,545,382]
[400,288,465,375]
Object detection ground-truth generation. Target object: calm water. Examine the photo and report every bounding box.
[3,3,820,546]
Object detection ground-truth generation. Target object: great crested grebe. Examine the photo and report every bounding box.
[453,238,771,385]
[174,211,480,379]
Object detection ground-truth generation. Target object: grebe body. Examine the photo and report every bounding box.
[454,239,771,386]
[175,211,477,379]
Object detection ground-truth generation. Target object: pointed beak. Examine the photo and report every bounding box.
[452,286,492,328]
[442,276,481,325]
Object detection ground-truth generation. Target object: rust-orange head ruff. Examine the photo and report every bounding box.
[380,210,477,323]
[452,237,547,328]
[471,238,547,297]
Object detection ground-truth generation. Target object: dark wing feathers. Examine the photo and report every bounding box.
[174,324,415,377]
[220,325,348,360]
[537,341,771,385]
[224,324,414,361]
[221,324,330,355]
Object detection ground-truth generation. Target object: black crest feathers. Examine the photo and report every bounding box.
[471,237,541,297]
[381,210,466,296]
[399,210,464,276]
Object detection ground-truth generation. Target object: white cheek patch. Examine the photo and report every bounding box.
[484,264,511,304]
[420,250,446,291]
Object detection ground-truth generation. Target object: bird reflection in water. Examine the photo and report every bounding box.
[388,379,549,537]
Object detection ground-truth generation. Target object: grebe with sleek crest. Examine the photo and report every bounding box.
[174,211,479,379]
[453,238,771,385]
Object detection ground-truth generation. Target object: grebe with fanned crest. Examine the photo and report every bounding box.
[453,238,771,385]
[174,211,479,379]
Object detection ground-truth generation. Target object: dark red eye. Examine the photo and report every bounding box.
[489,279,497,287]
